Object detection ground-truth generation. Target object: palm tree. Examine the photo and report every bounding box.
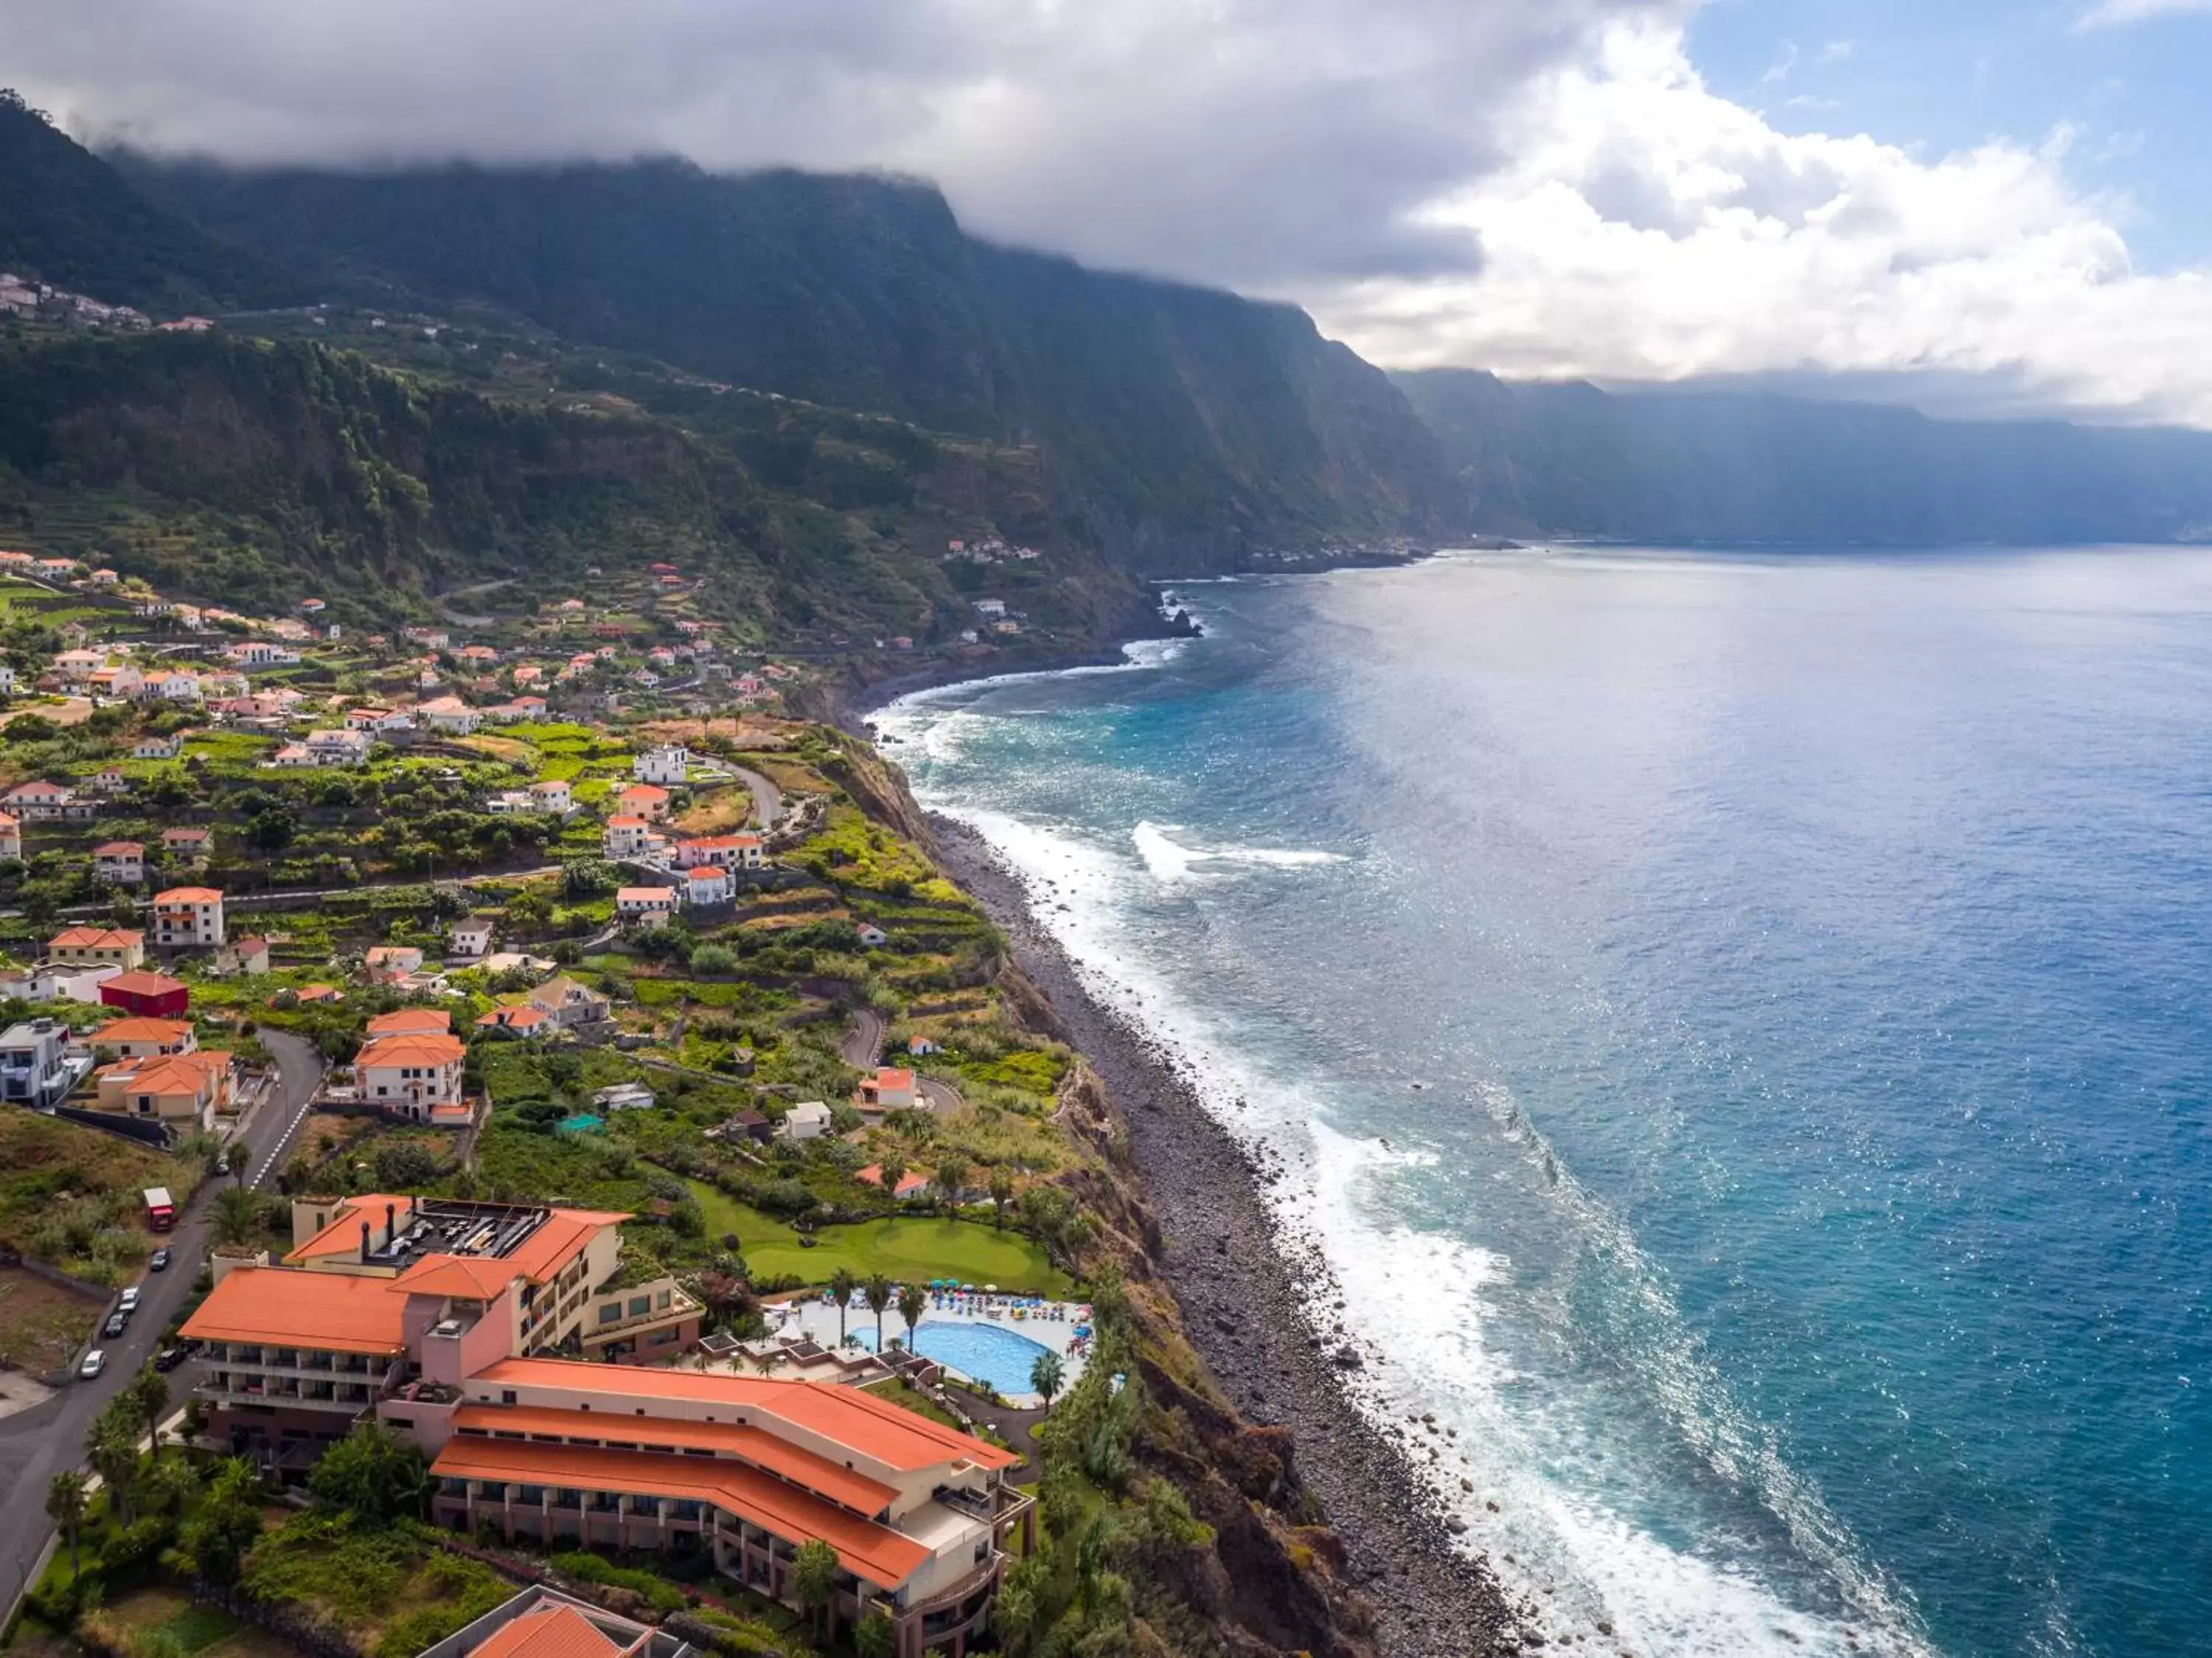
[876,1153,906,1205]
[1030,1350,1066,1409]
[45,1470,87,1582]
[863,1274,893,1356]
[131,1368,171,1460]
[934,1155,970,1214]
[989,1166,1016,1231]
[212,1184,260,1248]
[88,1410,141,1526]
[790,1536,841,1643]
[228,1142,253,1187]
[896,1283,926,1353]
[829,1268,858,1345]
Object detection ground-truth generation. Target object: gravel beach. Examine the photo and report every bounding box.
[928,814,1531,1658]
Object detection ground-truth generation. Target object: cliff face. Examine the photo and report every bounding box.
[1397,366,2212,545]
[121,158,1459,566]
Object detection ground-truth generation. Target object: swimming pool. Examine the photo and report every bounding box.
[853,1321,1059,1395]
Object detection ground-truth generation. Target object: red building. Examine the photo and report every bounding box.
[99,970,189,1018]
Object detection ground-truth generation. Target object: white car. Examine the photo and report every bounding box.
[117,1286,141,1315]
[80,1350,106,1379]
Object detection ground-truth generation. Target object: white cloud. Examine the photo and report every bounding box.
[2076,0,2212,28]
[0,0,1683,290]
[1310,21,2212,425]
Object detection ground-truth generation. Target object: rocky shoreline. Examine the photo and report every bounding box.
[925,814,1532,1658]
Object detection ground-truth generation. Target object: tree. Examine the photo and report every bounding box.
[45,1470,87,1583]
[1030,1350,1065,1409]
[853,1609,895,1658]
[227,1141,254,1188]
[181,1458,263,1586]
[88,1406,142,1526]
[863,1274,893,1356]
[989,1166,1016,1231]
[308,1420,428,1523]
[143,1453,201,1517]
[212,1184,260,1246]
[686,943,738,976]
[246,804,296,854]
[876,1153,906,1205]
[131,1367,171,1460]
[790,1536,841,1643]
[934,1154,969,1213]
[896,1282,926,1351]
[829,1268,858,1345]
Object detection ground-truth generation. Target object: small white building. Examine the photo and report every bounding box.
[92,841,146,884]
[304,728,373,767]
[602,816,654,859]
[133,734,183,760]
[417,696,482,735]
[780,1100,833,1141]
[855,922,888,948]
[681,865,733,906]
[449,916,495,959]
[616,887,678,926]
[632,746,691,785]
[527,779,574,814]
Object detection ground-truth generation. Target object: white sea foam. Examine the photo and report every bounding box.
[1132,821,1348,884]
[887,676,1933,1658]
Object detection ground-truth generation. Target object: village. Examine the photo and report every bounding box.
[0,546,1120,1658]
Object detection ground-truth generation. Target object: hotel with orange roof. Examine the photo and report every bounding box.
[181,1193,1022,1657]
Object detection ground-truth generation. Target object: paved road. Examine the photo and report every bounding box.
[728,765,783,830]
[0,1030,324,1617]
[840,1008,886,1069]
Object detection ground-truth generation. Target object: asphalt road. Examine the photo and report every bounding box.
[728,765,783,830]
[0,1027,324,1617]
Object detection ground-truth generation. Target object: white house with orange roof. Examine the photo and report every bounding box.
[91,841,145,884]
[602,816,655,859]
[364,946,426,984]
[417,696,483,735]
[153,887,225,948]
[355,1030,467,1123]
[857,1067,917,1111]
[673,833,765,871]
[681,866,733,906]
[0,811,20,861]
[48,927,145,969]
[91,1016,196,1058]
[94,1048,234,1126]
[475,1004,552,1039]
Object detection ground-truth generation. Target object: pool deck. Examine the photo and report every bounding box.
[768,1291,1093,1406]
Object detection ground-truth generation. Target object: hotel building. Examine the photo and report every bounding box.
[180,1195,1023,1658]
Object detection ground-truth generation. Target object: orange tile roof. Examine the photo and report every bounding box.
[477,1005,552,1029]
[366,1008,452,1036]
[605,815,647,828]
[355,1033,465,1067]
[470,1606,625,1658]
[466,1358,1018,1474]
[286,1193,419,1262]
[156,887,223,903]
[397,1254,523,1300]
[428,1435,930,1588]
[180,1265,406,1354]
[50,927,143,949]
[619,785,667,799]
[102,971,187,996]
[94,1018,191,1044]
[615,888,672,903]
[448,1404,896,1514]
[874,1068,915,1090]
[93,841,144,856]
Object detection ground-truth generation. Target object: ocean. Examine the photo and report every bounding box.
[872,546,2212,1658]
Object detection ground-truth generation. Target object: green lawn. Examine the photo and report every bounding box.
[687,1180,1071,1294]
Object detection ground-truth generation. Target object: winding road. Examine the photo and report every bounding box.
[0,1030,325,1621]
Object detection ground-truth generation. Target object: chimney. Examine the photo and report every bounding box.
[385,1203,397,1249]
[359,1221,372,1263]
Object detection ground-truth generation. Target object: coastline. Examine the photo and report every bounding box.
[922,815,1529,1658]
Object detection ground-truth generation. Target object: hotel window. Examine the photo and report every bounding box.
[599,1305,622,1325]
[627,1296,650,1318]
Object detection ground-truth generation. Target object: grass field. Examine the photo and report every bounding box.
[687,1179,1071,1294]
[0,1264,100,1374]
[0,1112,199,1283]
[94,1589,304,1658]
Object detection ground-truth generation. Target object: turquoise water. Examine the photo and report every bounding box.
[877,547,2212,1658]
[851,1320,1057,1394]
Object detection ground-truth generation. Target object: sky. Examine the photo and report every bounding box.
[7,0,2212,425]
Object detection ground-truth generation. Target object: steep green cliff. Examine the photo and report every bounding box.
[1397,367,2212,545]
[120,157,1455,563]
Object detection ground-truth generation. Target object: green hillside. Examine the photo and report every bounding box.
[0,92,301,314]
[0,327,1152,639]
[120,157,1457,563]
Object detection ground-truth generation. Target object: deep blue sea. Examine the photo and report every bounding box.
[875,547,2212,1658]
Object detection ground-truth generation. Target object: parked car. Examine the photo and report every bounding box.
[116,1285,141,1314]
[149,1248,172,1272]
[80,1350,105,1378]
[153,1346,189,1373]
[103,1312,127,1339]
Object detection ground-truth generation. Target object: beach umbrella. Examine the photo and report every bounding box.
[984,1283,998,1292]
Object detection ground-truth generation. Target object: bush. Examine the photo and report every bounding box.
[549,1551,686,1614]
